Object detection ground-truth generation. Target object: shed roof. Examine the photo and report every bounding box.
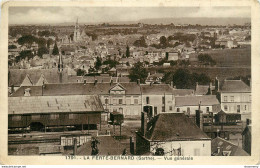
[175,95,219,107]
[8,95,104,115]
[11,82,141,97]
[211,137,249,156]
[220,80,250,93]
[145,113,210,141]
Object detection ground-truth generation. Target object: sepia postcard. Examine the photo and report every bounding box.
[0,0,260,165]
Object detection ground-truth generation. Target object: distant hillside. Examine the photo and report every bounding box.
[139,17,251,26]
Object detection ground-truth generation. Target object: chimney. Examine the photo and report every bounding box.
[141,111,148,137]
[217,146,223,155]
[170,81,174,88]
[137,79,140,85]
[246,118,251,125]
[24,88,31,96]
[195,109,203,130]
[73,137,77,155]
[215,77,219,92]
[248,77,251,88]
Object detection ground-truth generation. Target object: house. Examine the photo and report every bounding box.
[211,137,249,156]
[175,95,221,115]
[167,52,179,61]
[11,82,142,118]
[219,79,251,115]
[195,82,215,95]
[116,67,130,77]
[145,73,164,84]
[242,119,251,155]
[141,84,176,116]
[135,112,211,156]
[8,68,77,94]
[8,95,104,131]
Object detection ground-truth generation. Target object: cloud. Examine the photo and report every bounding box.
[9,7,251,25]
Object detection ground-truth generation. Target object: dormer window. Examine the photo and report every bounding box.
[24,88,31,96]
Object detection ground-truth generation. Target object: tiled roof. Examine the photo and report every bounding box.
[175,95,219,107]
[145,113,210,141]
[172,89,194,96]
[8,95,104,115]
[211,137,249,156]
[220,80,250,93]
[11,82,141,97]
[8,69,74,86]
[195,85,209,95]
[140,84,174,95]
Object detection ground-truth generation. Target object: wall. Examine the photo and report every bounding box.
[150,140,211,156]
[221,92,251,114]
[175,105,213,115]
[8,112,101,128]
[142,94,175,115]
[101,94,142,118]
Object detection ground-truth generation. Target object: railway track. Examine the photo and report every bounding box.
[8,138,60,145]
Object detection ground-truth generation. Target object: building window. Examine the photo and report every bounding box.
[249,95,251,102]
[224,96,227,102]
[69,114,76,119]
[162,96,165,104]
[119,99,123,105]
[154,107,157,116]
[50,114,59,120]
[126,99,131,105]
[134,99,138,105]
[146,97,150,104]
[245,105,247,111]
[230,96,234,102]
[119,108,123,114]
[169,106,172,111]
[31,115,40,120]
[177,108,180,112]
[224,105,228,111]
[12,115,21,121]
[206,107,210,112]
[105,98,109,104]
[187,107,190,114]
[162,106,165,112]
[237,105,240,113]
[113,99,117,105]
[194,148,200,156]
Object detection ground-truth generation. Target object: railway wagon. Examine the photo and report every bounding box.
[8,95,104,131]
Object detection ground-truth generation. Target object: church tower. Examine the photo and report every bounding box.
[58,54,63,72]
[74,18,81,42]
[58,54,63,83]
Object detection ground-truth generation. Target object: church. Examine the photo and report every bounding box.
[73,18,92,42]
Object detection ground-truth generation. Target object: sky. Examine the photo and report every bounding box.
[9,7,251,25]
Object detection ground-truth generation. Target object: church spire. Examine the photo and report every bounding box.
[58,54,63,72]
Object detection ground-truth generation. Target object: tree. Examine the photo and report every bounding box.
[15,50,34,62]
[126,45,130,58]
[198,54,216,66]
[159,36,167,46]
[37,47,49,58]
[129,62,148,83]
[17,35,37,47]
[8,45,17,49]
[172,69,192,89]
[47,38,54,48]
[37,38,47,48]
[52,42,59,55]
[76,69,86,76]
[155,148,165,156]
[95,57,102,70]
